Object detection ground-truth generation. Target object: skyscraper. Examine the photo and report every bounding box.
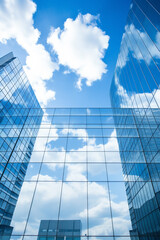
[8,107,133,239]
[37,220,82,240]
[110,0,160,239]
[3,105,158,239]
[0,52,43,239]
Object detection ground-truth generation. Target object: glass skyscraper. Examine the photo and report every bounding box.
[4,107,135,240]
[1,105,159,240]
[110,0,160,239]
[0,52,43,239]
[37,220,82,240]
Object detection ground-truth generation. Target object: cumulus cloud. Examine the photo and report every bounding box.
[47,13,109,90]
[61,128,88,142]
[116,24,160,70]
[11,175,131,237]
[0,0,59,106]
[114,69,160,108]
[113,22,160,108]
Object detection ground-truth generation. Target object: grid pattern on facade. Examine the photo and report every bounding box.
[110,0,160,239]
[0,53,43,239]
[1,107,159,239]
[113,108,160,240]
[0,55,40,109]
[110,0,160,109]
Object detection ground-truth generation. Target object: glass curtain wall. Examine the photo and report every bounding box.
[110,0,160,239]
[1,107,158,240]
[0,53,43,239]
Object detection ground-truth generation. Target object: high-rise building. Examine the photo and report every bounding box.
[2,106,159,240]
[0,52,43,239]
[7,107,134,239]
[110,0,160,239]
[37,220,82,240]
[110,0,160,109]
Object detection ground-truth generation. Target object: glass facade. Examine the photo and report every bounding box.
[1,105,160,240]
[110,0,160,109]
[0,53,43,239]
[111,108,160,240]
[37,220,82,240]
[110,0,160,239]
[2,107,135,240]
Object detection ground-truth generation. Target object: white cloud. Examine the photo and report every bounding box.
[11,128,130,236]
[114,23,160,108]
[66,163,87,181]
[114,69,160,108]
[116,24,160,70]
[63,69,71,74]
[61,128,87,142]
[11,175,131,236]
[87,108,91,115]
[32,127,120,166]
[47,13,109,90]
[0,0,59,106]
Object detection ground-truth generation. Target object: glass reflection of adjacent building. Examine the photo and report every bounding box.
[110,0,160,239]
[0,52,43,239]
[37,220,82,240]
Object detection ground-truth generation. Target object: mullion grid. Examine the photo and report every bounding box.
[2,108,160,239]
[57,111,87,239]
[0,108,32,228]
[21,109,56,240]
[116,45,140,109]
[146,0,160,15]
[56,108,72,239]
[133,0,160,34]
[131,110,160,229]
[84,112,88,238]
[119,29,148,109]
[124,17,159,109]
[126,13,160,109]
[119,9,160,110]
[130,4,160,67]
[100,110,115,239]
[112,108,140,237]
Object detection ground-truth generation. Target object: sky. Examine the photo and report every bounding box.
[0,0,131,108]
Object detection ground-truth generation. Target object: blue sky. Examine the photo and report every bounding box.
[0,0,131,107]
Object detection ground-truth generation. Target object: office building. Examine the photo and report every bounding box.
[8,107,134,239]
[2,106,159,239]
[110,0,160,239]
[37,220,82,240]
[0,52,43,239]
